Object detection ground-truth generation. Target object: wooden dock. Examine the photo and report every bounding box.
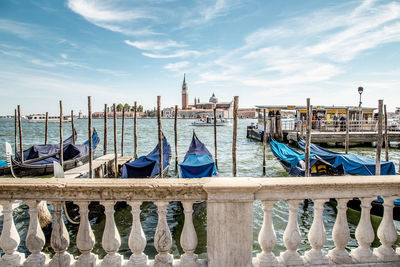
[287,131,400,144]
[61,154,132,179]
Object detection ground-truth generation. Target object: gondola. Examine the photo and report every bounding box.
[179,131,217,178]
[121,135,171,178]
[0,160,9,176]
[11,130,100,176]
[269,140,334,177]
[297,139,399,220]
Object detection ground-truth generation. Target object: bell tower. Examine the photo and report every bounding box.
[182,73,188,109]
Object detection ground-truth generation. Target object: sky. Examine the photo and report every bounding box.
[1,0,400,115]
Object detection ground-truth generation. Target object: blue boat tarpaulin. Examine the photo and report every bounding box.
[0,160,8,167]
[121,137,171,178]
[270,140,315,167]
[179,132,216,178]
[298,139,396,175]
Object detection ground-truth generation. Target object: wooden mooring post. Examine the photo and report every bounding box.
[384,104,389,161]
[17,105,23,162]
[14,109,17,154]
[174,105,178,171]
[121,107,125,157]
[305,98,311,177]
[157,96,163,178]
[88,96,93,178]
[113,103,118,178]
[232,96,238,177]
[262,109,267,176]
[44,112,48,145]
[376,100,383,175]
[71,110,75,144]
[345,108,349,154]
[59,100,63,167]
[213,106,218,170]
[104,104,107,155]
[134,101,138,160]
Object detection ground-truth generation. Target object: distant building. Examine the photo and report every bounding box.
[92,111,145,118]
[238,108,257,119]
[163,74,234,118]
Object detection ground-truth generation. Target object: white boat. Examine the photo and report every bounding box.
[26,114,72,123]
[192,117,231,126]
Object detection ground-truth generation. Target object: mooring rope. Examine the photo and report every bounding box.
[63,202,80,225]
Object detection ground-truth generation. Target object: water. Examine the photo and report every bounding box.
[0,117,399,259]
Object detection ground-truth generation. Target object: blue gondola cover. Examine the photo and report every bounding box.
[298,139,396,175]
[0,160,8,167]
[179,132,217,178]
[121,137,171,178]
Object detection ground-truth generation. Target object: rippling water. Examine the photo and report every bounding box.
[0,117,399,259]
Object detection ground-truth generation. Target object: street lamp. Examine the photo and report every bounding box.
[358,86,364,130]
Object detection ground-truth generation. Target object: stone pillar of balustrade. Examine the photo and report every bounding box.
[328,198,353,264]
[351,197,377,263]
[75,201,98,267]
[256,200,278,267]
[127,201,148,267]
[0,201,25,267]
[23,200,48,267]
[374,196,400,261]
[100,201,123,267]
[304,199,329,264]
[279,199,304,266]
[154,201,173,267]
[180,201,198,267]
[49,201,74,267]
[204,178,260,267]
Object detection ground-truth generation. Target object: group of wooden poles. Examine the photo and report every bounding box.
[261,98,391,176]
[13,95,242,178]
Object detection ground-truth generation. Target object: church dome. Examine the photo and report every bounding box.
[209,93,218,103]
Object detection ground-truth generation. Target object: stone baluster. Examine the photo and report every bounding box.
[279,200,303,265]
[75,201,98,267]
[127,201,147,267]
[49,201,74,267]
[154,201,173,267]
[180,201,198,267]
[0,201,25,266]
[304,199,329,264]
[351,197,377,263]
[256,200,278,267]
[23,200,47,267]
[328,198,352,264]
[374,196,400,261]
[100,201,122,267]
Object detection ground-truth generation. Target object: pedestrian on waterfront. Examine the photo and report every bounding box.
[340,116,345,131]
[334,115,339,131]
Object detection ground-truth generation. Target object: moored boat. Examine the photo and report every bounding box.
[121,135,171,178]
[179,131,217,178]
[11,130,99,176]
[191,117,231,126]
[26,114,72,122]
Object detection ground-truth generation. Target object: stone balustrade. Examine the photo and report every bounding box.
[0,176,399,267]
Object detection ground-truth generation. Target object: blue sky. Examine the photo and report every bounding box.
[1,0,400,115]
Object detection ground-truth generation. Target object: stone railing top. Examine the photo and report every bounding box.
[0,176,399,202]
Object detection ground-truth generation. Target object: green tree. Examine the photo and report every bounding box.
[123,103,130,111]
[138,105,143,112]
[116,103,123,112]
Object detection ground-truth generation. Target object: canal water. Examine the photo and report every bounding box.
[0,117,399,259]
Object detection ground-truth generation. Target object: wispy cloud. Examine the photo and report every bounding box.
[125,40,186,51]
[0,19,47,39]
[142,50,201,59]
[164,61,189,71]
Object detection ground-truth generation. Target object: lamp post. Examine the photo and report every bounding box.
[358,86,363,131]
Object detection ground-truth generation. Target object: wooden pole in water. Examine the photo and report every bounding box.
[384,104,389,161]
[121,107,125,156]
[345,108,349,154]
[134,101,138,160]
[232,96,238,177]
[305,98,311,177]
[88,96,93,178]
[44,112,48,145]
[213,105,218,170]
[14,109,18,154]
[104,104,107,155]
[263,109,267,176]
[376,99,383,175]
[113,103,118,178]
[174,105,178,172]
[59,100,63,167]
[17,105,23,162]
[71,110,75,144]
[157,96,163,178]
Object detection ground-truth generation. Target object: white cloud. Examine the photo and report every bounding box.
[125,40,186,51]
[60,54,68,59]
[164,61,189,71]
[0,19,46,39]
[142,50,201,59]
